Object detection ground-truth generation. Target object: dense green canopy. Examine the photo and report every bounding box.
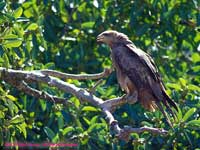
[0,0,199,149]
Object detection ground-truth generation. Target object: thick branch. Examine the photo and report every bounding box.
[101,93,138,111]
[103,108,121,134]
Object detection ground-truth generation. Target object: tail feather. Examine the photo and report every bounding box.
[162,98,177,120]
[164,92,178,111]
[161,87,178,112]
[156,101,173,128]
[162,90,178,120]
[155,90,178,128]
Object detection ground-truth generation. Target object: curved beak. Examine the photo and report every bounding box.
[96,34,104,43]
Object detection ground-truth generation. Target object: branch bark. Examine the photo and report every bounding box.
[40,68,112,80]
[0,67,168,141]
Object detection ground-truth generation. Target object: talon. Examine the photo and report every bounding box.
[124,92,138,104]
[104,68,113,75]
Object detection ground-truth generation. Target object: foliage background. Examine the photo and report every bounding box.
[0,0,200,149]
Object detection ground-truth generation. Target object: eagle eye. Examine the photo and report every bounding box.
[103,33,109,36]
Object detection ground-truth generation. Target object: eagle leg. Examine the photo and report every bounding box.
[123,91,138,104]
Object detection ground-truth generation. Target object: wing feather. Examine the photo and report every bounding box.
[125,44,160,82]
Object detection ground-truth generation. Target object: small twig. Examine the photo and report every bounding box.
[89,79,104,94]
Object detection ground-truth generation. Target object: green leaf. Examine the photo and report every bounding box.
[179,78,187,87]
[176,105,183,121]
[29,112,35,117]
[80,131,89,145]
[13,7,23,18]
[166,83,182,91]
[71,97,80,108]
[77,2,86,12]
[13,24,25,37]
[83,117,90,125]
[187,84,200,92]
[192,65,200,72]
[52,134,59,143]
[3,39,22,48]
[2,53,10,68]
[44,62,55,69]
[26,23,38,30]
[81,22,95,29]
[44,126,55,141]
[0,111,5,118]
[75,127,84,133]
[0,2,6,11]
[191,52,200,63]
[6,95,17,101]
[82,106,99,112]
[62,126,74,135]
[10,115,24,124]
[58,117,64,129]
[186,119,200,126]
[182,108,196,122]
[87,123,105,133]
[90,116,98,124]
[23,8,33,18]
[3,34,18,40]
[39,100,47,111]
[22,1,32,8]
[16,122,27,138]
[6,100,18,116]
[141,121,153,127]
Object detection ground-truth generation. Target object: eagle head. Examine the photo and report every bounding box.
[97,30,129,47]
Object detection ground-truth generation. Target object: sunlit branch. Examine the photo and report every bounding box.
[40,68,113,80]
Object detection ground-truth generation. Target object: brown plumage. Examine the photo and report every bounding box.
[97,30,178,126]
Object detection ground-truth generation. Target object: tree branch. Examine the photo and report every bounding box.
[100,92,138,111]
[117,126,168,141]
[40,68,112,80]
[0,67,168,141]
[2,72,70,105]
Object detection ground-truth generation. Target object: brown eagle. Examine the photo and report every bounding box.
[97,30,178,126]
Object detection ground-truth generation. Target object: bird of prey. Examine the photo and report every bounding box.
[97,30,178,126]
